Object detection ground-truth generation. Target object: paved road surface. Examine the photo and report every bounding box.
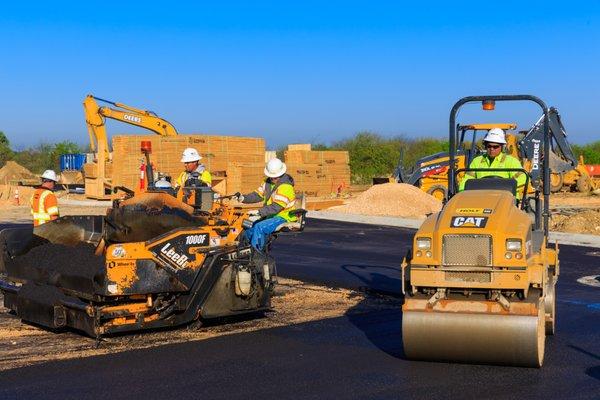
[1,219,599,399]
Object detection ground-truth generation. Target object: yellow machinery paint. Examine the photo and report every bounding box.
[401,95,559,367]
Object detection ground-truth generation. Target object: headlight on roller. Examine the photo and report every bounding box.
[416,237,431,250]
[506,239,522,252]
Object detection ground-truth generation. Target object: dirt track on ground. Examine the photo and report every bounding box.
[0,279,399,372]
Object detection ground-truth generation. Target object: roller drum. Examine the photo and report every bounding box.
[402,303,545,367]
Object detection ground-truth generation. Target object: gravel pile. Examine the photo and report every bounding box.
[331,183,442,218]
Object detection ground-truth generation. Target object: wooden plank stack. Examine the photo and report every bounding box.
[110,134,266,194]
[284,144,351,197]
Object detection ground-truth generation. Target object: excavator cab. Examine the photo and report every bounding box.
[401,95,558,367]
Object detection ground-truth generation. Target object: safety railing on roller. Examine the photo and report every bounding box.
[447,95,551,237]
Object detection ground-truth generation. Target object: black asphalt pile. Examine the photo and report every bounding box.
[5,242,103,295]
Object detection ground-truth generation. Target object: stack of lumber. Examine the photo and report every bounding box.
[109,135,266,194]
[284,144,351,197]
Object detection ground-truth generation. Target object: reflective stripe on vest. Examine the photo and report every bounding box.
[31,189,57,226]
[267,183,297,222]
[176,167,212,187]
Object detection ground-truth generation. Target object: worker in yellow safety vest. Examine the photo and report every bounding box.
[31,170,60,226]
[236,158,297,250]
[174,148,212,189]
[460,127,527,197]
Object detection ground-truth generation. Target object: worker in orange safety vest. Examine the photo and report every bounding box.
[31,170,60,226]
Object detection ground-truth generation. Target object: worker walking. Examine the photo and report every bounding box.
[175,148,212,188]
[31,170,60,226]
[460,128,527,195]
[237,158,297,250]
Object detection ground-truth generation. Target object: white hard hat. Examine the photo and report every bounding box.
[264,158,287,178]
[181,148,202,163]
[483,127,507,144]
[41,170,58,182]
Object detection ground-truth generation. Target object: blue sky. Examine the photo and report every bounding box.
[0,1,598,150]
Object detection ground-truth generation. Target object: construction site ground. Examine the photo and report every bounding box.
[2,186,599,235]
[1,218,598,399]
[0,278,398,372]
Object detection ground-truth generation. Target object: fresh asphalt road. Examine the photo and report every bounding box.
[0,219,599,399]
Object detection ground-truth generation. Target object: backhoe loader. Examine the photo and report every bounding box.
[401,95,558,367]
[395,107,593,199]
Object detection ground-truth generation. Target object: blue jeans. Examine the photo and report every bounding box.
[243,216,286,250]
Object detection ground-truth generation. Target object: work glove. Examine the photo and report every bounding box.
[247,214,261,222]
[234,192,244,202]
[247,209,260,216]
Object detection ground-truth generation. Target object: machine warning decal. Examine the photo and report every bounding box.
[455,208,493,214]
[450,216,488,228]
[148,232,210,270]
[106,260,136,268]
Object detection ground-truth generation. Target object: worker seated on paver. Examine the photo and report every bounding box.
[459,127,527,198]
[31,170,60,227]
[235,158,297,251]
[174,148,212,189]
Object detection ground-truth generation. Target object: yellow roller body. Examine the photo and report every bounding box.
[402,298,545,367]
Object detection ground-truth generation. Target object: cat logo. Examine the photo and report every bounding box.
[451,216,488,228]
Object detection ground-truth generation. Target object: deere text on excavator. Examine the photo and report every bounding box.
[401,95,558,367]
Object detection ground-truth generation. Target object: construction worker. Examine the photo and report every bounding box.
[31,170,60,226]
[460,127,527,196]
[175,148,212,189]
[236,158,296,250]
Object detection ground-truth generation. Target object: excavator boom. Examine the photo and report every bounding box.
[83,94,178,160]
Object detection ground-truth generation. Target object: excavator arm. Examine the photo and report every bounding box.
[83,95,178,161]
[518,107,577,185]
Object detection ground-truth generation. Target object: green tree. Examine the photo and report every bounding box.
[0,131,14,168]
[11,141,83,174]
[572,141,600,164]
[330,132,405,184]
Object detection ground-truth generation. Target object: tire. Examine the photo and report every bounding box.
[426,185,447,201]
[549,172,563,193]
[576,175,592,193]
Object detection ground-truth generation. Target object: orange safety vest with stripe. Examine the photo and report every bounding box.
[30,188,59,226]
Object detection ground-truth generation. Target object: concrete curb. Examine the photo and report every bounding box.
[307,210,600,248]
[58,199,111,207]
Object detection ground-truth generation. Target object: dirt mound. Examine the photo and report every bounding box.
[551,209,600,235]
[0,161,37,183]
[331,183,442,218]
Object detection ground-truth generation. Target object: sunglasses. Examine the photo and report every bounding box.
[486,144,501,149]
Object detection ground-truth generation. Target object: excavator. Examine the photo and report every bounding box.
[401,95,558,367]
[0,140,307,338]
[82,95,178,199]
[394,107,594,200]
